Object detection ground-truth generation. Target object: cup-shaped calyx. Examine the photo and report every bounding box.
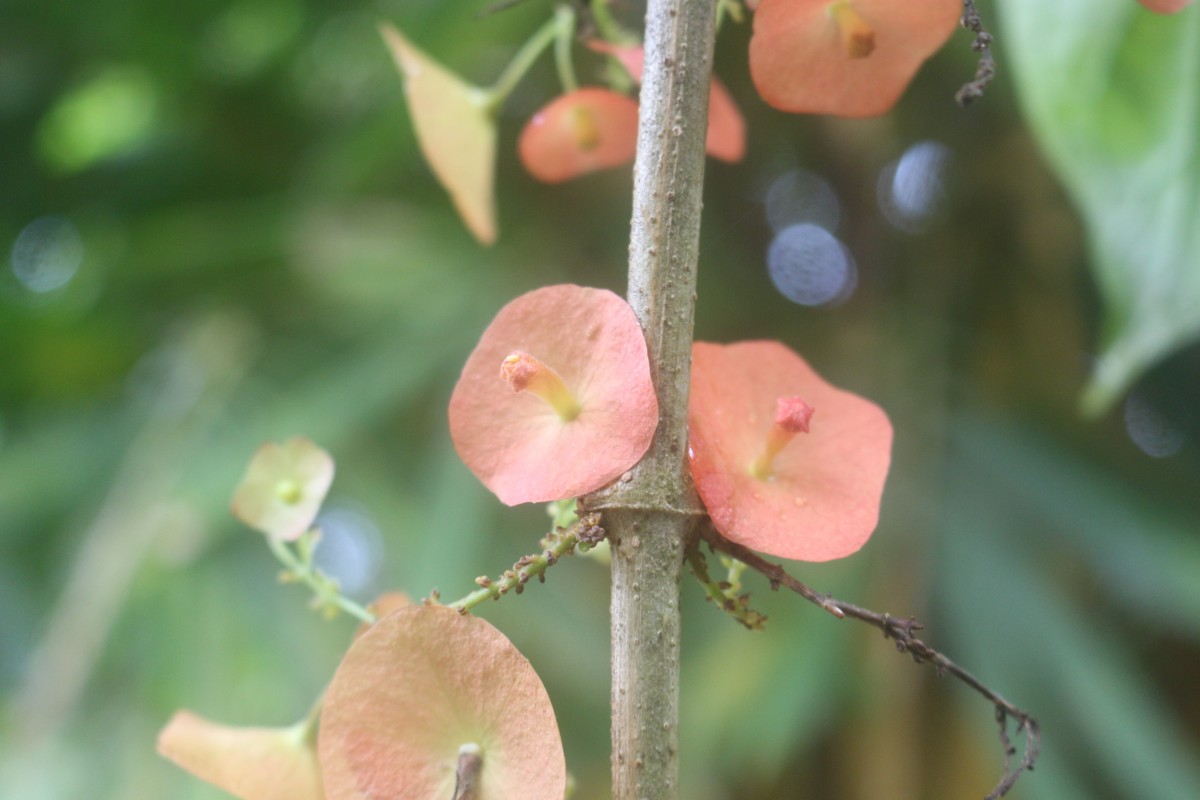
[379,22,497,244]
[449,284,658,505]
[688,341,892,561]
[230,437,334,541]
[749,0,961,117]
[157,712,322,800]
[319,605,566,800]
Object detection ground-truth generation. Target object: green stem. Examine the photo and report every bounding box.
[554,5,579,93]
[445,514,601,613]
[589,0,636,45]
[266,535,376,625]
[685,547,767,630]
[486,10,565,112]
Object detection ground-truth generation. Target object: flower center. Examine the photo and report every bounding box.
[827,0,876,59]
[569,105,602,152]
[275,479,303,505]
[500,351,582,421]
[750,396,815,479]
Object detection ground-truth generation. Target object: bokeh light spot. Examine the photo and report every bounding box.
[10,216,84,293]
[766,223,857,307]
[764,169,840,233]
[877,140,951,233]
[1123,391,1186,458]
[313,505,384,597]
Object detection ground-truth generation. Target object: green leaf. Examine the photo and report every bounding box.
[938,504,1200,800]
[999,3,1200,414]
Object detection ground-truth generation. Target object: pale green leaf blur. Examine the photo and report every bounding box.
[1,1,1198,799]
[999,0,1200,414]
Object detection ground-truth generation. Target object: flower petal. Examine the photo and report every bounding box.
[519,88,639,183]
[319,605,565,800]
[449,284,658,505]
[749,0,961,117]
[379,22,498,244]
[230,437,334,541]
[157,712,322,800]
[688,340,892,561]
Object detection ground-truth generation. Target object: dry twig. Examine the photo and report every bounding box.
[699,525,1040,800]
[957,0,997,106]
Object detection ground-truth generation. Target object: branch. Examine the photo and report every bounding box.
[956,0,996,107]
[699,525,1040,800]
[440,513,605,613]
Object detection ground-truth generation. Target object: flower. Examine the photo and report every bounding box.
[688,340,892,561]
[518,88,639,183]
[379,22,498,244]
[748,0,961,118]
[157,712,323,800]
[449,284,658,505]
[1137,0,1194,12]
[319,605,565,800]
[230,437,334,541]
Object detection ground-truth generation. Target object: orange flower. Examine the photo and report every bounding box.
[449,284,657,505]
[518,88,639,183]
[688,341,892,561]
[749,0,961,118]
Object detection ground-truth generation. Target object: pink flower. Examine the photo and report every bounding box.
[518,88,640,183]
[749,0,961,118]
[688,341,892,561]
[319,605,565,800]
[449,284,658,504]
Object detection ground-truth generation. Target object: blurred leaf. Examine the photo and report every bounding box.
[940,453,1200,800]
[999,3,1200,413]
[37,66,161,173]
[951,413,1200,639]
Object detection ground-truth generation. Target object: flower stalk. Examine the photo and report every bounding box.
[594,0,718,796]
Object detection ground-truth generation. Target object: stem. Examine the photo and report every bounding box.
[700,525,1041,800]
[589,0,637,45]
[267,535,376,624]
[445,514,602,613]
[588,0,718,797]
[554,5,580,93]
[486,11,564,111]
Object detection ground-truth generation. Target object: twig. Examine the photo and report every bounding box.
[700,525,1040,800]
[685,548,767,630]
[441,513,605,613]
[956,0,996,106]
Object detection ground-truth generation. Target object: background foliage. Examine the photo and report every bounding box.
[1,1,1198,798]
